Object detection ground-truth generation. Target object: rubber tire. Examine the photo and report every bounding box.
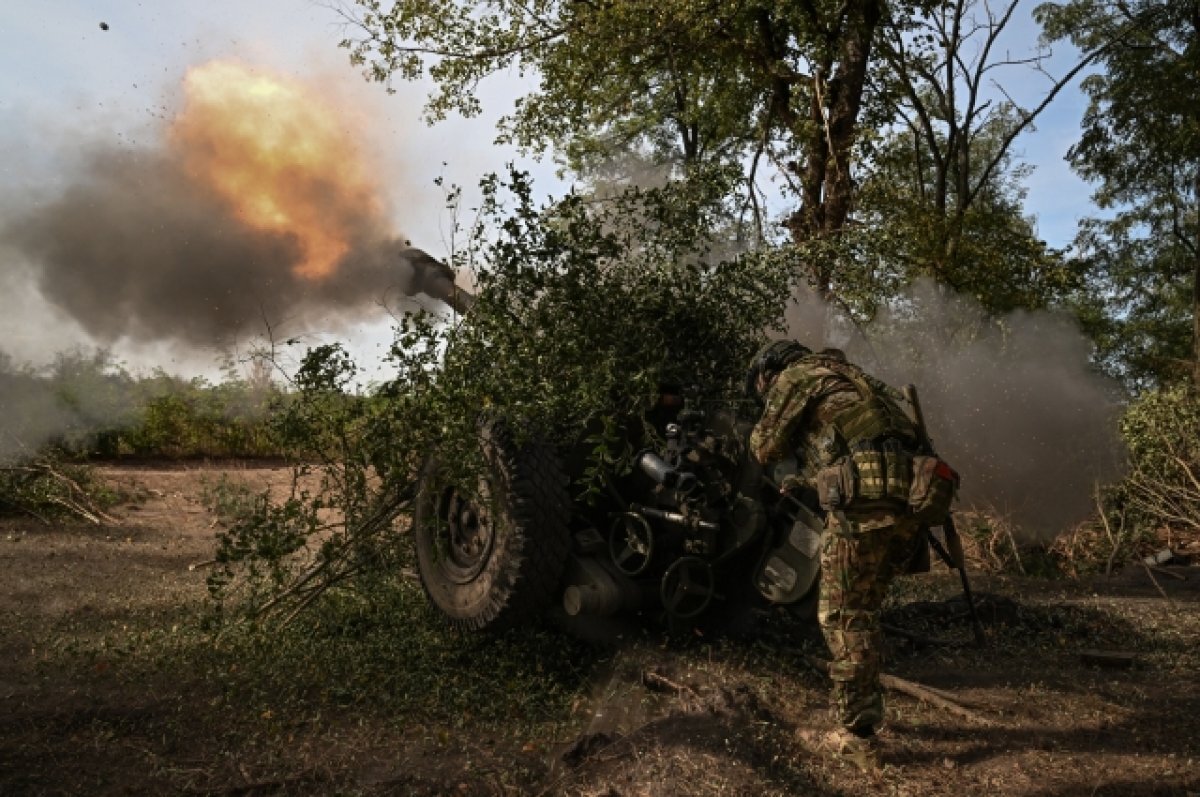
[413,422,572,632]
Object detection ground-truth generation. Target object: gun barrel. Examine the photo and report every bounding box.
[442,286,476,316]
[398,246,476,315]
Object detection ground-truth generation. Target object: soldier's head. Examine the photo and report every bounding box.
[745,339,810,404]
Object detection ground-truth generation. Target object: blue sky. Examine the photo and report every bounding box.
[0,0,1098,375]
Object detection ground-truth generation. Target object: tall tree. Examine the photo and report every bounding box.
[338,0,909,298]
[837,0,1094,315]
[1037,0,1200,386]
[849,111,1073,316]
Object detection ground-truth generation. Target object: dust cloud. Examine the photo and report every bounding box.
[786,279,1126,539]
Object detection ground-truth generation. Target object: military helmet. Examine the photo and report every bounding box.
[745,339,810,402]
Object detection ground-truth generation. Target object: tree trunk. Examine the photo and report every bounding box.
[1193,250,1199,385]
[787,0,885,300]
[821,0,883,235]
[1193,167,1200,386]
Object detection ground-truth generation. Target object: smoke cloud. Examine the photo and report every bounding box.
[786,279,1127,538]
[0,61,462,350]
[3,149,458,345]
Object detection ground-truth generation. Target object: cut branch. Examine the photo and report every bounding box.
[805,655,994,725]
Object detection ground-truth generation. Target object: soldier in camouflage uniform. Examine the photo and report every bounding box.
[746,340,924,769]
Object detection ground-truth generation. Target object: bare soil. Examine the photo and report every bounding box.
[1,463,1198,796]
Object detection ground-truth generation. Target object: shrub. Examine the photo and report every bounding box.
[1117,383,1200,536]
[122,373,281,459]
[0,452,118,524]
[207,168,796,620]
[0,348,283,462]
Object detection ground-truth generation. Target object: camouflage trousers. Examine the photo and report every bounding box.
[818,506,919,734]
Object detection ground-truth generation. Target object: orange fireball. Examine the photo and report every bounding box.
[171,61,382,280]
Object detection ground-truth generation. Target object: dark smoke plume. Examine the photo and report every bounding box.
[2,147,462,347]
[787,279,1126,539]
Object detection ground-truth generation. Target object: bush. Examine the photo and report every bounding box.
[0,452,119,524]
[1117,383,1200,536]
[207,168,797,620]
[0,349,283,462]
[122,374,281,459]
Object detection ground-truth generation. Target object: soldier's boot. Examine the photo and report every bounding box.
[799,726,881,772]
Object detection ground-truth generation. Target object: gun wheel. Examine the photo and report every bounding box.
[414,421,571,632]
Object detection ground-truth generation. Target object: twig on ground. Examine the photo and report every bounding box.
[1149,565,1186,581]
[641,670,698,698]
[804,655,993,726]
[1,461,119,525]
[1141,562,1175,605]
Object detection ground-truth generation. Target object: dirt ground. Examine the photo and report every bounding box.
[1,463,1198,796]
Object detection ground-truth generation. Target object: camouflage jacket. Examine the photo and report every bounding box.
[749,354,917,474]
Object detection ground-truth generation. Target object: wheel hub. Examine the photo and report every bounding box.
[438,486,496,583]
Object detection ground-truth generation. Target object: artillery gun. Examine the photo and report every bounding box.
[402,247,972,636]
[412,391,892,633]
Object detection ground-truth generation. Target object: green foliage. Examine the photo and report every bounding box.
[208,168,793,619]
[830,0,1089,319]
[206,343,420,618]
[864,121,1077,307]
[0,349,282,526]
[828,124,1078,319]
[1038,0,1200,387]
[0,451,118,523]
[341,0,898,263]
[1036,0,1199,206]
[0,349,135,459]
[343,0,1107,314]
[205,474,324,612]
[1069,213,1197,389]
[342,0,837,159]
[122,376,280,458]
[442,168,791,448]
[0,348,282,462]
[1115,384,1200,534]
